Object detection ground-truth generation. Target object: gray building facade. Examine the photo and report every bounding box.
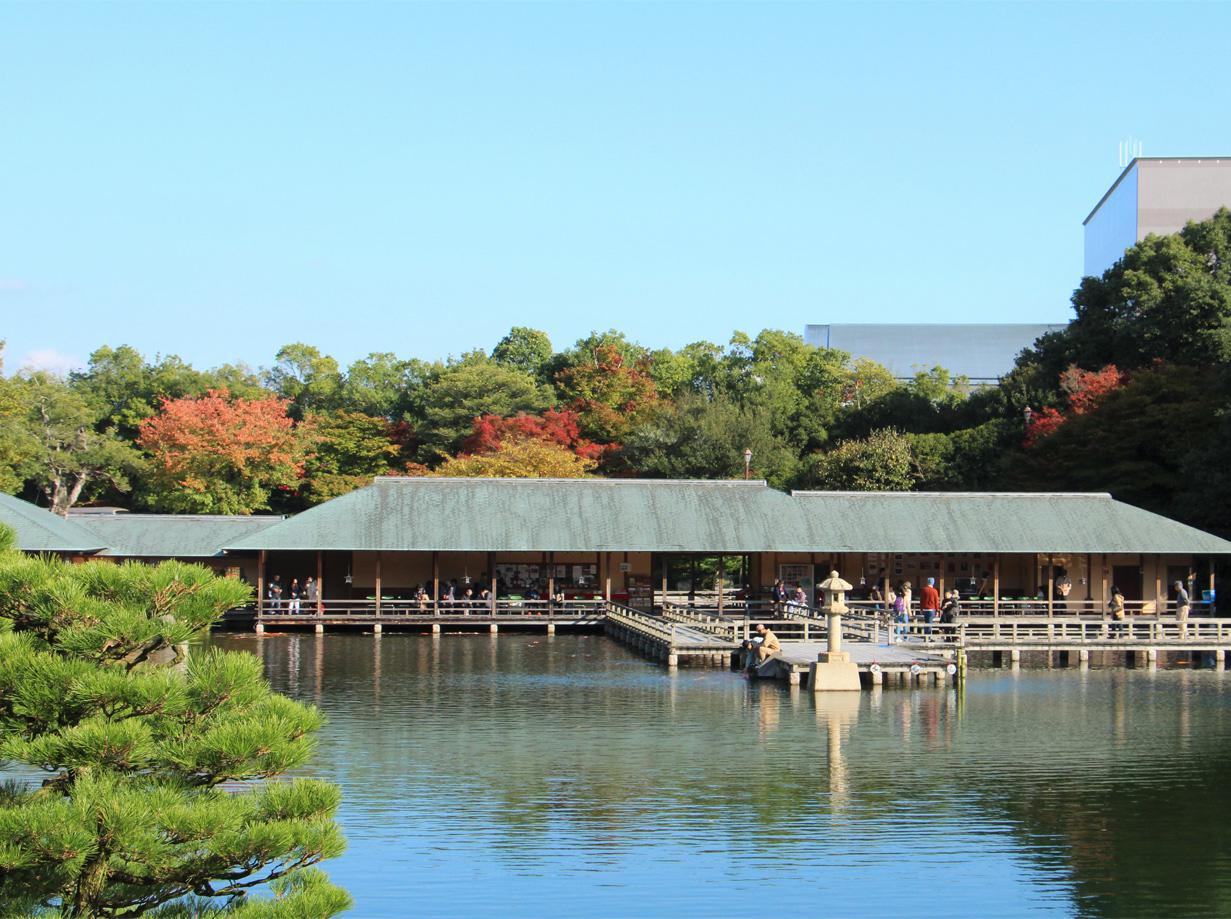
[1083,157,1231,278]
[804,323,1066,383]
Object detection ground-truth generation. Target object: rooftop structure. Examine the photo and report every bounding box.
[71,512,284,558]
[803,323,1065,382]
[225,477,1231,556]
[1083,156,1231,278]
[0,493,105,555]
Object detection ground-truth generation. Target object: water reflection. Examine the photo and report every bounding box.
[210,633,1231,919]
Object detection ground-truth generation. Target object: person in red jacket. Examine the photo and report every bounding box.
[919,577,941,638]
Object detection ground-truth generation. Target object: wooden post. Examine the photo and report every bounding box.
[374,552,382,618]
[316,550,324,615]
[1047,553,1054,617]
[661,555,668,611]
[547,551,555,612]
[257,550,266,617]
[1086,552,1093,603]
[1154,561,1163,618]
[489,551,496,614]
[992,556,1000,616]
[604,553,612,601]
[432,551,439,616]
[1209,560,1216,609]
[1100,554,1108,607]
[717,554,725,614]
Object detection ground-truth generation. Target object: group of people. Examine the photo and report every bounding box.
[870,577,963,642]
[770,579,809,608]
[263,574,570,612]
[264,574,318,612]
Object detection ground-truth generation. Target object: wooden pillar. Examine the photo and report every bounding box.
[1100,553,1108,607]
[717,554,725,614]
[604,553,612,601]
[1086,552,1093,602]
[1047,553,1054,618]
[1209,560,1216,608]
[938,559,945,602]
[374,552,382,617]
[1154,559,1163,617]
[547,551,555,610]
[257,550,266,617]
[316,550,324,615]
[489,551,497,613]
[432,551,439,616]
[660,554,668,610]
[992,556,1000,616]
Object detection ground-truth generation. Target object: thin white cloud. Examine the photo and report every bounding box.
[19,349,84,376]
[0,280,29,292]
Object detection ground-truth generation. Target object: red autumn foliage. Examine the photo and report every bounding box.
[1023,406,1066,448]
[1024,364,1126,448]
[138,389,304,491]
[1060,364,1126,416]
[461,409,613,461]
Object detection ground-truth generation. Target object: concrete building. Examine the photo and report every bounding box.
[803,323,1065,382]
[1083,157,1231,278]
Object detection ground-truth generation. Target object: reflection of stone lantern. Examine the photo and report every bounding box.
[810,570,862,691]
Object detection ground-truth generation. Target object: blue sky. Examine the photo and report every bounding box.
[3,1,1230,374]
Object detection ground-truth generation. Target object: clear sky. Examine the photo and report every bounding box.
[4,1,1231,375]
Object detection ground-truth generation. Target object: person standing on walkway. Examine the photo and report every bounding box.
[1174,580,1191,638]
[1107,585,1126,636]
[920,577,940,637]
[288,578,301,614]
[268,575,283,612]
[304,576,318,613]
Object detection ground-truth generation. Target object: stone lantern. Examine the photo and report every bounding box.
[810,570,862,691]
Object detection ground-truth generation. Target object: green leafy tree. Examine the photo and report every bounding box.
[1029,208,1231,376]
[1004,362,1211,514]
[617,394,798,487]
[263,344,343,420]
[339,353,432,421]
[0,538,349,917]
[804,428,914,491]
[7,373,144,513]
[416,353,554,460]
[301,410,400,504]
[554,344,660,443]
[491,327,554,380]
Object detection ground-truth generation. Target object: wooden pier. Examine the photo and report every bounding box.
[218,597,1231,686]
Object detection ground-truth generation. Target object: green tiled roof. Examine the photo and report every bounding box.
[226,477,1231,556]
[792,491,1231,555]
[74,513,284,558]
[0,493,105,554]
[227,478,816,553]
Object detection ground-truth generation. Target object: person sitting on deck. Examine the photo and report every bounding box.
[748,622,781,665]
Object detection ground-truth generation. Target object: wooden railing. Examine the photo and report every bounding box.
[256,597,608,620]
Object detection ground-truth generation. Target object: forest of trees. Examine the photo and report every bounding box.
[4,208,1231,536]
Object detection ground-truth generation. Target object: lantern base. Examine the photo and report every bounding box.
[809,659,861,692]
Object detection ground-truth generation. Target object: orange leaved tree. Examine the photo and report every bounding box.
[434,436,596,478]
[138,389,307,513]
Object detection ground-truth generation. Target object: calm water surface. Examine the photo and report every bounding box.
[210,633,1231,918]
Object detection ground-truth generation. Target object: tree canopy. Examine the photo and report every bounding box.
[0,531,349,917]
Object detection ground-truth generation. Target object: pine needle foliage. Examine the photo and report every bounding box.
[0,534,350,918]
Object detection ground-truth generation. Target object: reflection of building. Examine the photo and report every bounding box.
[1084,157,1231,278]
[804,324,1066,383]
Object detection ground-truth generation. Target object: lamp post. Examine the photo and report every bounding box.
[743,448,752,480]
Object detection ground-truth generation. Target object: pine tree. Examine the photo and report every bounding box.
[0,526,350,917]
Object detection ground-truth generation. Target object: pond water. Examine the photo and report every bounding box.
[211,632,1231,918]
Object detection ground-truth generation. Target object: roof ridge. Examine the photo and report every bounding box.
[376,476,769,487]
[791,491,1113,498]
